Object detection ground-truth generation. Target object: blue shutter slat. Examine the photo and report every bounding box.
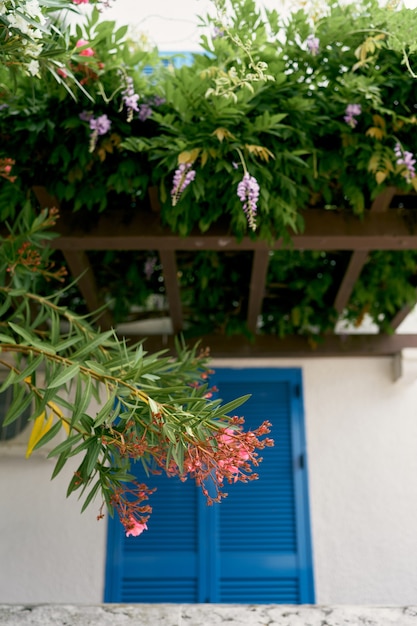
[219,578,299,603]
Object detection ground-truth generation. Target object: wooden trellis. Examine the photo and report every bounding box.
[33,186,417,357]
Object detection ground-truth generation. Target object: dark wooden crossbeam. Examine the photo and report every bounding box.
[51,208,417,252]
[121,333,417,357]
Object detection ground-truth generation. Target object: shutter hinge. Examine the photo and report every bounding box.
[294,384,301,398]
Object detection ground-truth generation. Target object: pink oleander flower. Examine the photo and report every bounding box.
[344,103,362,128]
[237,172,259,231]
[76,39,95,57]
[125,517,148,537]
[109,481,153,538]
[394,142,416,182]
[73,0,89,3]
[171,163,196,206]
[306,34,320,55]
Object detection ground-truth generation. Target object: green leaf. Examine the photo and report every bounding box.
[70,376,93,429]
[84,439,103,478]
[33,420,62,451]
[51,451,69,480]
[80,479,102,513]
[48,433,83,458]
[213,394,251,417]
[2,386,32,426]
[94,389,118,427]
[13,354,44,383]
[7,322,38,344]
[48,363,80,389]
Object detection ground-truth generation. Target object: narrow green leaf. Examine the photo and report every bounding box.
[214,394,251,417]
[80,479,102,513]
[48,363,80,389]
[8,322,38,344]
[33,420,62,451]
[162,424,177,444]
[0,369,17,393]
[48,432,83,458]
[70,375,92,429]
[67,438,94,458]
[94,389,118,427]
[85,439,103,477]
[2,386,32,426]
[54,335,83,353]
[14,354,44,383]
[51,451,69,480]
[71,331,114,358]
[84,360,108,376]
[0,334,16,344]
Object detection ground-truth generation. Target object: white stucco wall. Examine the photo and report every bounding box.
[2,356,417,604]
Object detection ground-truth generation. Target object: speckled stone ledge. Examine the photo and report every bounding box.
[1,605,417,626]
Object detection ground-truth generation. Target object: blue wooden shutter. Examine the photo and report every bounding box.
[105,367,314,604]
[105,471,205,602]
[210,368,314,603]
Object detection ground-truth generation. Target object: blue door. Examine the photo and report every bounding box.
[105,368,314,603]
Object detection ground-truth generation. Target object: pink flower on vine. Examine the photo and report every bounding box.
[73,0,89,3]
[76,39,95,57]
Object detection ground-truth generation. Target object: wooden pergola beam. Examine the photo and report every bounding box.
[158,250,183,333]
[333,251,369,315]
[247,250,270,333]
[62,250,113,330]
[122,333,417,357]
[51,208,417,252]
[332,188,397,314]
[389,303,414,331]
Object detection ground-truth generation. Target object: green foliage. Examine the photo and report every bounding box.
[3,0,417,237]
[0,208,273,527]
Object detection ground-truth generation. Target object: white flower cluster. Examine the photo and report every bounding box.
[1,0,52,76]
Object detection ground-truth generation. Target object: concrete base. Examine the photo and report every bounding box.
[1,605,417,626]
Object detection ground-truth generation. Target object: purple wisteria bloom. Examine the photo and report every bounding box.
[306,34,320,56]
[212,26,225,39]
[138,104,153,121]
[394,142,416,182]
[144,256,157,279]
[79,110,93,122]
[89,114,112,135]
[237,172,260,231]
[344,104,362,128]
[88,114,111,151]
[171,163,196,206]
[152,96,166,107]
[121,74,140,122]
